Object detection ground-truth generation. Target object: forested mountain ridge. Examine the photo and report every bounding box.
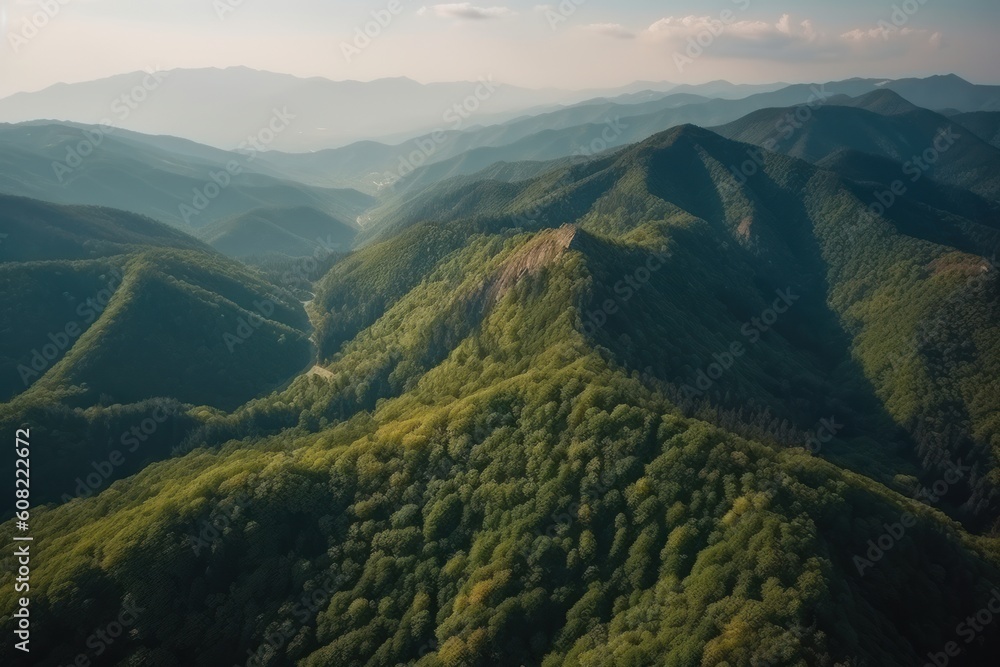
[0,123,374,230]
[199,205,359,259]
[2,117,999,667]
[953,111,1000,149]
[250,75,1000,193]
[0,194,206,262]
[712,90,1000,200]
[0,195,311,407]
[0,196,315,507]
[323,123,1000,522]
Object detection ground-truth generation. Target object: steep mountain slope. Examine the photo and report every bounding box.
[355,156,583,239]
[0,123,374,229]
[954,111,1000,149]
[0,193,205,261]
[812,149,1000,241]
[4,124,997,666]
[199,206,359,259]
[0,196,318,508]
[0,196,311,408]
[830,88,922,116]
[341,124,1000,517]
[713,91,1000,200]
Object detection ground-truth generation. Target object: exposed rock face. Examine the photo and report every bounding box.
[485,224,579,305]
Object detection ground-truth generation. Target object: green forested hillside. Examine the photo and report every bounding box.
[0,197,311,407]
[713,92,1000,200]
[2,120,999,667]
[954,111,1000,149]
[326,124,1000,523]
[200,206,359,259]
[0,194,205,262]
[0,197,315,511]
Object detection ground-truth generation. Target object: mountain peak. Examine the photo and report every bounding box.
[637,123,727,153]
[936,73,970,83]
[842,88,920,115]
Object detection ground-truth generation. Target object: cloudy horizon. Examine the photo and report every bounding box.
[1,0,998,98]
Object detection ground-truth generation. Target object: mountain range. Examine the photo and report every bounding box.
[1,72,999,666]
[253,74,1000,194]
[0,122,374,231]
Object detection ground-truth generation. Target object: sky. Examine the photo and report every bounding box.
[1,0,998,97]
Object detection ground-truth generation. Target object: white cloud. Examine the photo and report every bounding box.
[647,14,817,45]
[647,16,719,35]
[644,14,940,61]
[425,3,515,20]
[584,23,635,40]
[841,25,940,45]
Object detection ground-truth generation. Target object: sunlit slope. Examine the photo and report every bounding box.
[2,124,999,666]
